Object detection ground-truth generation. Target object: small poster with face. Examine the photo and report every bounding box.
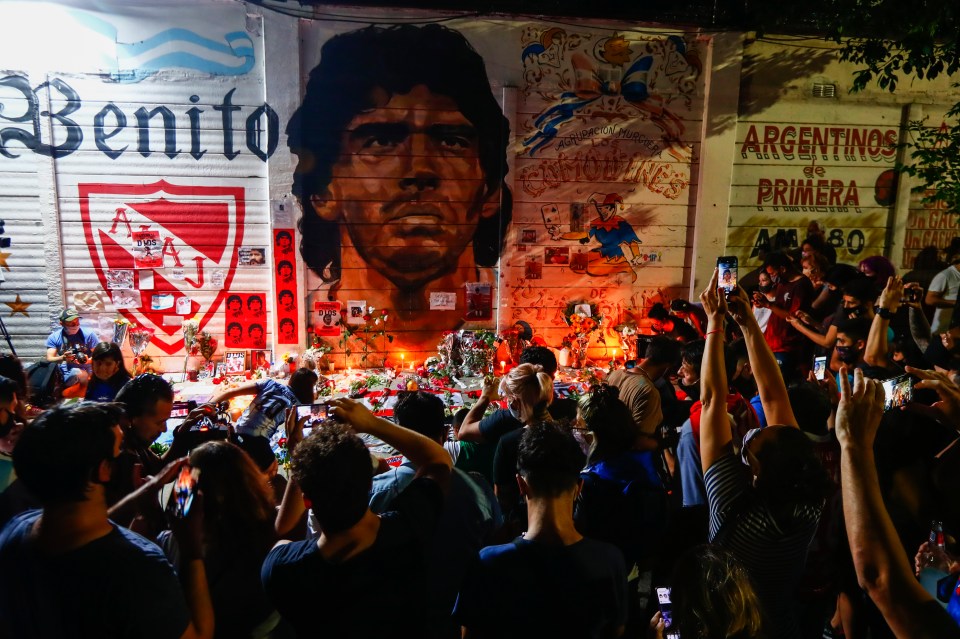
[198,361,216,380]
[314,301,342,337]
[346,300,367,325]
[251,350,270,371]
[112,289,139,310]
[105,269,134,290]
[238,247,266,266]
[545,247,570,265]
[224,351,246,374]
[175,296,192,315]
[525,261,543,280]
[464,283,492,321]
[132,230,163,269]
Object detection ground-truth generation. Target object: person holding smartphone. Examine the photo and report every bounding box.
[752,252,816,377]
[262,397,453,638]
[0,403,214,639]
[699,269,831,639]
[207,368,318,440]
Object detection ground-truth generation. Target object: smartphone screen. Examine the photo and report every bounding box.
[813,356,827,381]
[171,465,199,518]
[882,374,913,411]
[657,587,679,638]
[297,403,328,420]
[717,256,738,296]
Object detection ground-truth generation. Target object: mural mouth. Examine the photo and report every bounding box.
[390,208,445,234]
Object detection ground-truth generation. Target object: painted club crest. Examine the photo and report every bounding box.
[79,180,245,354]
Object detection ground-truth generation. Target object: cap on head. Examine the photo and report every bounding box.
[59,308,80,323]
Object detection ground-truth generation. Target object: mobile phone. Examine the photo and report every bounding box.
[882,374,913,411]
[296,403,328,421]
[170,400,197,419]
[717,256,738,297]
[170,465,200,518]
[904,287,922,303]
[813,356,827,381]
[657,587,679,638]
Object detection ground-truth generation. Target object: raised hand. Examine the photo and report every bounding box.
[905,366,960,428]
[699,268,728,322]
[836,367,885,449]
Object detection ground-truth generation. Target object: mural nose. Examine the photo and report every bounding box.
[399,173,440,191]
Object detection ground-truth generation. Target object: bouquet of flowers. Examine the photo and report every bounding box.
[128,326,154,373]
[196,331,217,363]
[460,329,498,377]
[112,317,132,346]
[613,320,640,362]
[562,302,604,368]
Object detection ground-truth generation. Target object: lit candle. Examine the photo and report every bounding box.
[500,360,506,374]
[613,348,618,359]
[409,361,414,370]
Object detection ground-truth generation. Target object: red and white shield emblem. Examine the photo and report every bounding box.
[79,180,245,354]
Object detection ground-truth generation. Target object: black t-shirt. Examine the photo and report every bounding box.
[454,537,628,639]
[0,511,190,639]
[261,477,443,638]
[478,399,579,446]
[492,427,525,522]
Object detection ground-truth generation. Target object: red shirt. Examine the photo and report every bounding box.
[764,275,814,353]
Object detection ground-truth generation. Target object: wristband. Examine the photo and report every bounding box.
[874,305,895,320]
[704,329,723,338]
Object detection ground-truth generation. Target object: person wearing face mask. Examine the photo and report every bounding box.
[491,363,554,531]
[44,308,99,399]
[752,271,776,332]
[752,252,815,377]
[788,275,879,358]
[832,317,897,387]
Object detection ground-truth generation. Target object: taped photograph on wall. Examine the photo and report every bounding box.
[464,283,492,320]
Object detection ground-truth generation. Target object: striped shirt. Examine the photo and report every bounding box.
[705,453,823,639]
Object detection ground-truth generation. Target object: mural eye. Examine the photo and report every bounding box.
[438,134,473,149]
[360,131,406,150]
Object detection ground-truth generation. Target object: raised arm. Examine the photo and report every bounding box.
[330,398,452,490]
[903,283,932,353]
[209,381,261,405]
[729,285,797,428]
[864,276,901,368]
[836,368,960,639]
[167,490,215,639]
[274,408,309,538]
[457,378,499,443]
[787,317,838,349]
[698,269,733,472]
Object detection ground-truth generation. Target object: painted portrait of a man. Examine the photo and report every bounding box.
[288,23,512,353]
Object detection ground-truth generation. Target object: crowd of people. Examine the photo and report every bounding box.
[1,236,960,638]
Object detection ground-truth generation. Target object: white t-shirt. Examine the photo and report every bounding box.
[929,265,960,334]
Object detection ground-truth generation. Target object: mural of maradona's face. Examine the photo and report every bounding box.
[318,84,499,290]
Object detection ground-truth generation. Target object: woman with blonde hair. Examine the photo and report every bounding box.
[491,363,554,527]
[650,544,767,639]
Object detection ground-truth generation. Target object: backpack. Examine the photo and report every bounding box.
[25,361,63,408]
